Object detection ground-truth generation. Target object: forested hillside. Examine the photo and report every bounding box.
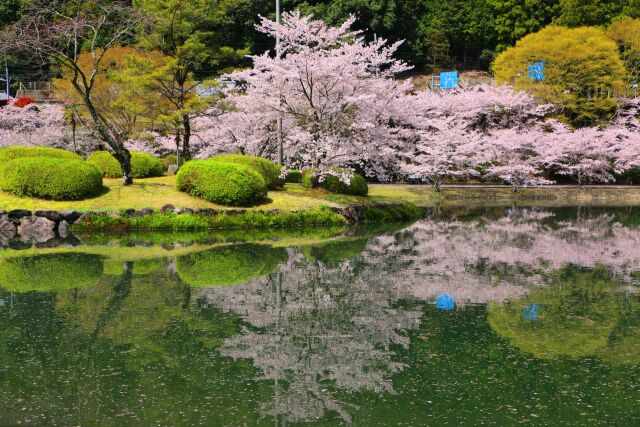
[1,0,639,78]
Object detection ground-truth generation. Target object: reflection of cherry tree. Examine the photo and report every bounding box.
[364,209,640,305]
[201,251,422,423]
[198,208,640,423]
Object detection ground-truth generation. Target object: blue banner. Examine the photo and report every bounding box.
[528,61,545,81]
[440,71,458,89]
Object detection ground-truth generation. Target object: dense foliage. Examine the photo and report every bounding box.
[210,154,283,189]
[176,159,267,206]
[87,151,165,178]
[0,157,103,200]
[493,25,627,125]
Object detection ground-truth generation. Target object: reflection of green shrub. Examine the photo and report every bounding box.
[302,238,368,264]
[176,244,287,286]
[0,157,103,200]
[488,265,620,360]
[0,146,82,162]
[87,151,164,178]
[103,258,163,276]
[300,168,368,195]
[210,154,282,189]
[176,160,267,206]
[0,253,103,292]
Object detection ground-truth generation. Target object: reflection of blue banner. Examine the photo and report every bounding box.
[528,62,545,81]
[440,71,458,89]
[523,304,540,321]
[436,294,455,311]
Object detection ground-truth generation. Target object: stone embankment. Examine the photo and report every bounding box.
[0,203,423,247]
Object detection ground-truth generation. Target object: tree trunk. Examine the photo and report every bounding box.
[113,149,133,185]
[79,88,134,185]
[181,114,192,161]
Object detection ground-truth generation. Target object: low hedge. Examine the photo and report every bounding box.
[301,168,368,196]
[0,157,103,200]
[176,244,287,287]
[0,253,103,292]
[285,169,302,183]
[211,154,282,189]
[0,146,82,162]
[176,159,267,206]
[86,151,165,178]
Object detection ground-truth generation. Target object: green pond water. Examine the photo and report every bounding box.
[1,206,640,426]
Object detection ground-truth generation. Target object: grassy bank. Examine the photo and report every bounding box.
[2,177,640,212]
[71,209,348,231]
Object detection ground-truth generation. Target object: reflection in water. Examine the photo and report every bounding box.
[0,207,639,425]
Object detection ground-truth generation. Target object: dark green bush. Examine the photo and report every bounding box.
[86,151,165,178]
[0,157,103,200]
[0,146,82,162]
[301,168,368,196]
[176,159,267,206]
[285,169,302,183]
[176,244,287,286]
[211,154,282,189]
[161,154,184,171]
[323,172,368,196]
[619,167,640,185]
[0,253,103,292]
[301,169,316,188]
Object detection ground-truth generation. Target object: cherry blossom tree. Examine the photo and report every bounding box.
[201,11,414,180]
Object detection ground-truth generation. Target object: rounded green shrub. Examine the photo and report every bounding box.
[176,244,287,287]
[211,154,282,189]
[176,159,267,206]
[301,168,368,196]
[0,253,103,293]
[285,169,302,183]
[0,146,82,162]
[86,151,164,178]
[0,157,103,200]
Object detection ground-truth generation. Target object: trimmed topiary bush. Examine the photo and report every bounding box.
[211,154,282,189]
[300,168,368,196]
[176,159,267,206]
[0,146,82,162]
[0,157,103,200]
[176,244,287,287]
[0,253,103,292]
[86,151,165,178]
[285,169,302,183]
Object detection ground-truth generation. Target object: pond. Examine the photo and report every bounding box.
[1,206,640,426]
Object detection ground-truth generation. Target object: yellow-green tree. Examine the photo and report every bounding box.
[54,46,160,151]
[493,25,627,126]
[118,50,215,162]
[607,17,640,90]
